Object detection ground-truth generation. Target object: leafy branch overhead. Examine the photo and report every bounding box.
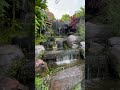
[35,0,48,44]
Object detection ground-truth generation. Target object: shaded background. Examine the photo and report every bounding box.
[86,0,120,89]
[0,0,35,89]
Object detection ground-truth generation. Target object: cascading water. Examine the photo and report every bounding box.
[55,50,77,65]
[44,49,80,65]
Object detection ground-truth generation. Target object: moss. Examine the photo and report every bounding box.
[7,58,29,84]
[63,41,71,50]
[74,83,82,90]
[37,50,45,59]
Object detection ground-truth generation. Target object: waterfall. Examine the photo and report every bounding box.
[55,50,78,65]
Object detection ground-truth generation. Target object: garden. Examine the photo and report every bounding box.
[35,0,85,90]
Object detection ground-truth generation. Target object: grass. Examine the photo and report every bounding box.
[35,76,49,90]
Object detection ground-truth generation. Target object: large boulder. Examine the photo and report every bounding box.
[35,45,45,58]
[11,37,34,53]
[88,42,104,54]
[109,37,120,45]
[0,45,24,75]
[65,35,80,49]
[49,65,84,90]
[0,76,28,90]
[86,22,103,39]
[86,22,112,38]
[35,59,49,75]
[108,37,120,77]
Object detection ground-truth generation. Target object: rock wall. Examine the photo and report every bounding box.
[109,37,120,78]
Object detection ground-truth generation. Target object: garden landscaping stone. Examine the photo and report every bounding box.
[65,35,80,49]
[35,45,45,58]
[0,76,28,90]
[109,37,120,77]
[0,45,24,75]
[35,59,49,75]
[49,65,84,90]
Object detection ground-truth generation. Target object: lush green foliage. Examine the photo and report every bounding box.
[61,14,71,22]
[86,0,120,36]
[0,0,33,44]
[108,0,120,36]
[35,67,64,90]
[78,25,85,41]
[0,0,9,17]
[74,7,85,18]
[77,7,85,41]
[69,7,85,41]
[7,58,29,83]
[35,77,49,90]
[35,0,48,44]
[74,83,82,90]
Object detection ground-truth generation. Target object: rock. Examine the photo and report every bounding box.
[80,41,85,58]
[35,59,49,75]
[49,65,84,90]
[11,37,34,53]
[86,22,113,42]
[72,44,79,49]
[108,37,120,45]
[0,45,24,75]
[65,35,80,49]
[88,42,104,54]
[86,22,102,39]
[108,37,120,77]
[0,76,28,90]
[35,45,45,58]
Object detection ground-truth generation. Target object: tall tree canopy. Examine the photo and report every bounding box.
[61,14,71,22]
[74,7,85,18]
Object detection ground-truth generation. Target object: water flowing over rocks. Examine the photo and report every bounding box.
[80,41,85,59]
[44,49,80,65]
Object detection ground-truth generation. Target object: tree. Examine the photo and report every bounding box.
[61,14,70,22]
[0,0,33,43]
[0,0,10,27]
[86,0,108,23]
[74,7,85,18]
[0,0,10,17]
[108,0,120,36]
